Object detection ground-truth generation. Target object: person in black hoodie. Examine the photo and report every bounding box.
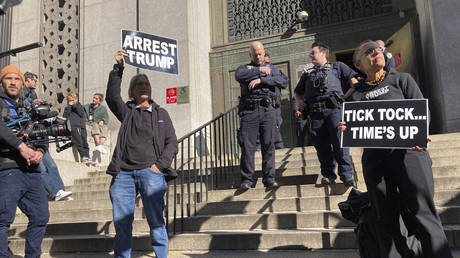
[63,92,93,164]
[106,50,178,258]
[0,65,49,257]
[339,40,452,257]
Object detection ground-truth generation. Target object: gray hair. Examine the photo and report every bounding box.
[352,40,375,65]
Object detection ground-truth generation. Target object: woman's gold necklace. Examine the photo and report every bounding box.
[366,70,387,86]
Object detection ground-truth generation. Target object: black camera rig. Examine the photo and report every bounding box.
[6,102,73,152]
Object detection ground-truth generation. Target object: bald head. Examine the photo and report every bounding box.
[249,41,266,65]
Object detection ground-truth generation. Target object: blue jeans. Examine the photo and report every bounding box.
[109,168,168,258]
[0,169,49,258]
[39,151,65,198]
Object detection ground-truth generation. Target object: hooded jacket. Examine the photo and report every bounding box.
[0,90,41,171]
[105,64,178,181]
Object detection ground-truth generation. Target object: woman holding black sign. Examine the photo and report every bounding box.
[338,40,451,257]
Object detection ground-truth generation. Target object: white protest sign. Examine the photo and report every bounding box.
[121,30,178,75]
[341,99,429,148]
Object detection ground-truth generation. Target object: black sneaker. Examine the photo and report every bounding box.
[321,177,336,185]
[240,182,251,190]
[265,181,279,189]
[343,178,357,188]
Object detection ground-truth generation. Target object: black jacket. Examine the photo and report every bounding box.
[0,91,40,171]
[106,64,178,181]
[235,62,288,100]
[63,102,86,128]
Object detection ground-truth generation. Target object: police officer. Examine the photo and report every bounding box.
[376,40,395,72]
[264,52,284,149]
[236,41,288,190]
[294,42,357,187]
[0,65,50,257]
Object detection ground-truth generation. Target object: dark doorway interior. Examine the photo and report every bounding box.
[336,50,364,77]
[335,51,355,70]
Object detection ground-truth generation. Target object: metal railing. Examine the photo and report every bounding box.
[165,106,240,234]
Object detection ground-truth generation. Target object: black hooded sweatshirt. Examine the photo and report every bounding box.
[105,64,178,181]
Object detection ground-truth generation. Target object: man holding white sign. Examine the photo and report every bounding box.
[339,40,451,257]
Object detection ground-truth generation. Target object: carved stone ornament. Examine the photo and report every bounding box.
[40,0,79,114]
[227,0,392,42]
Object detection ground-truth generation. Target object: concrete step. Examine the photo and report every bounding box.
[44,188,460,214]
[66,175,460,204]
[13,203,460,231]
[39,249,362,258]
[430,132,460,142]
[36,249,460,258]
[85,147,460,179]
[70,181,354,202]
[71,159,460,194]
[68,165,460,199]
[48,185,354,213]
[7,227,460,255]
[6,229,359,255]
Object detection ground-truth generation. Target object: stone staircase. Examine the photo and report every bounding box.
[7,133,460,257]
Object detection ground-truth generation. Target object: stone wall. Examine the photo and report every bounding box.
[40,0,80,114]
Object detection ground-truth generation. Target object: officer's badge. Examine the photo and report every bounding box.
[303,63,315,74]
[385,52,393,59]
[246,65,254,69]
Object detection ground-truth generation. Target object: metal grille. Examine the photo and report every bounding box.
[227,0,393,42]
[40,0,80,114]
[0,10,12,68]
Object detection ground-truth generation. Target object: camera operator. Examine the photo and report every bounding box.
[0,65,50,257]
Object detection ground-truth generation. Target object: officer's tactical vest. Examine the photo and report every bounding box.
[303,62,343,103]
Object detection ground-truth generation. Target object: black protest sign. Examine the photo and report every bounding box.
[341,99,429,148]
[121,30,178,75]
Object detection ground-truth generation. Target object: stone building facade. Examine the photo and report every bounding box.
[1,0,459,149]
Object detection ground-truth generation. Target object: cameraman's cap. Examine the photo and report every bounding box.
[0,65,25,84]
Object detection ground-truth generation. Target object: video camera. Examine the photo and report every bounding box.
[6,102,73,152]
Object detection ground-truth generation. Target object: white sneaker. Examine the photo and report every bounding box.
[55,190,73,201]
[61,196,74,201]
[82,157,96,165]
[95,145,107,154]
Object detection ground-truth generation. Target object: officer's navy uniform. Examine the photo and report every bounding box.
[273,85,284,149]
[292,97,308,147]
[235,61,288,187]
[294,62,355,183]
[383,49,396,72]
[349,69,452,257]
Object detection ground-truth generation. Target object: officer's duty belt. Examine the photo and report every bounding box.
[239,97,273,110]
[309,99,338,113]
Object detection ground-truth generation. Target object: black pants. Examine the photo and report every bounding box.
[309,107,354,181]
[296,118,308,147]
[238,106,276,186]
[362,149,452,258]
[71,127,90,158]
[274,107,284,149]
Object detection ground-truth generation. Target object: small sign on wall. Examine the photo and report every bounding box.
[177,86,189,104]
[394,53,402,68]
[166,88,177,104]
